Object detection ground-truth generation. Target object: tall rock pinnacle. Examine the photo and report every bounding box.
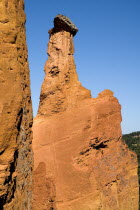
[0,0,33,209]
[33,15,139,209]
[38,14,91,117]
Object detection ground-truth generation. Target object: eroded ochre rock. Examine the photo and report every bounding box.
[33,15,139,209]
[0,0,32,209]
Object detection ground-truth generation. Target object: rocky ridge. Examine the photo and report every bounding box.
[33,15,139,209]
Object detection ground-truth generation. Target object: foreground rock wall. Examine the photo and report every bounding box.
[0,0,32,209]
[33,15,139,210]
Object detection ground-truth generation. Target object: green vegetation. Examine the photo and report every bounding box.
[123,131,140,208]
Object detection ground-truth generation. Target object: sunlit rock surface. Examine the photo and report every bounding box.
[33,15,139,210]
[0,0,33,209]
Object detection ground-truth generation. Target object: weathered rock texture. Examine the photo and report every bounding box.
[0,0,32,209]
[33,15,139,210]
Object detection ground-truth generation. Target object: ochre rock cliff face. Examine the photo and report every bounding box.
[0,1,32,209]
[33,15,139,209]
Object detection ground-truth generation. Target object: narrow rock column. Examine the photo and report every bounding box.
[33,15,139,210]
[38,15,91,117]
[0,0,33,209]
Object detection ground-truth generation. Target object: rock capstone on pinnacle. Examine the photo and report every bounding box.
[49,14,78,36]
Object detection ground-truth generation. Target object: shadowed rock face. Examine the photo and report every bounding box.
[0,0,33,209]
[33,15,139,209]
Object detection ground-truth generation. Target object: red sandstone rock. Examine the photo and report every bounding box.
[0,1,33,209]
[33,15,139,209]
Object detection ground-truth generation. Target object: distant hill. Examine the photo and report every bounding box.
[123,131,140,208]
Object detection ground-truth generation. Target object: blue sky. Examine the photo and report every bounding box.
[25,0,140,134]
